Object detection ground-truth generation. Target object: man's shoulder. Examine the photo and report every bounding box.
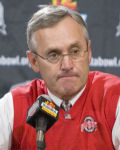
[11,78,47,98]
[89,71,120,88]
[89,71,120,81]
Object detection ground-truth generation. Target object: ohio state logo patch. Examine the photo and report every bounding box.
[81,116,97,133]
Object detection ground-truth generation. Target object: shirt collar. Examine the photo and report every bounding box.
[47,85,86,107]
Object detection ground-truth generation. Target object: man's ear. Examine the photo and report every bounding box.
[26,50,40,73]
[88,40,92,64]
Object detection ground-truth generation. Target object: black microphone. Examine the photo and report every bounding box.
[26,94,59,150]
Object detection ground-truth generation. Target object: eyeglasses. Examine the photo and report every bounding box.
[32,49,88,64]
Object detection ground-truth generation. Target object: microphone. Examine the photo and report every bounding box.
[26,94,59,150]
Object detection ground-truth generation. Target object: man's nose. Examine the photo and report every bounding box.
[60,55,73,71]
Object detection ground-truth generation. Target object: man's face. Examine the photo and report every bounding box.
[28,16,91,100]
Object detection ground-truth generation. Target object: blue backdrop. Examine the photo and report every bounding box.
[0,0,120,97]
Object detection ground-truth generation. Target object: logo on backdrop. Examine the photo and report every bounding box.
[115,13,120,37]
[81,13,88,22]
[38,0,88,22]
[0,1,7,36]
[52,0,77,10]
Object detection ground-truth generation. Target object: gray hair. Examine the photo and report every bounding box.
[27,5,89,51]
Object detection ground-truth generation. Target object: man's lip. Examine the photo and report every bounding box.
[57,74,78,79]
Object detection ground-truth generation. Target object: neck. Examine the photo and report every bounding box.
[47,85,86,107]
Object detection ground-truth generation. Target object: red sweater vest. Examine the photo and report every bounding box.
[11,71,120,150]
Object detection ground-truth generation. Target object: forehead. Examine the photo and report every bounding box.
[34,16,87,52]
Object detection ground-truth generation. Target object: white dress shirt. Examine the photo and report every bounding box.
[47,86,86,107]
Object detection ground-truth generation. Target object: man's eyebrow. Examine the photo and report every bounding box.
[44,48,61,55]
[48,48,61,52]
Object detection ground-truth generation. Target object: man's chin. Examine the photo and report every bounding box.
[58,78,78,88]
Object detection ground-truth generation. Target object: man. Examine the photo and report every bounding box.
[0,5,120,150]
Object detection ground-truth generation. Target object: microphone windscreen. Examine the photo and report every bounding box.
[26,94,59,131]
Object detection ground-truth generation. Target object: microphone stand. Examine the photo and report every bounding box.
[36,116,47,150]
